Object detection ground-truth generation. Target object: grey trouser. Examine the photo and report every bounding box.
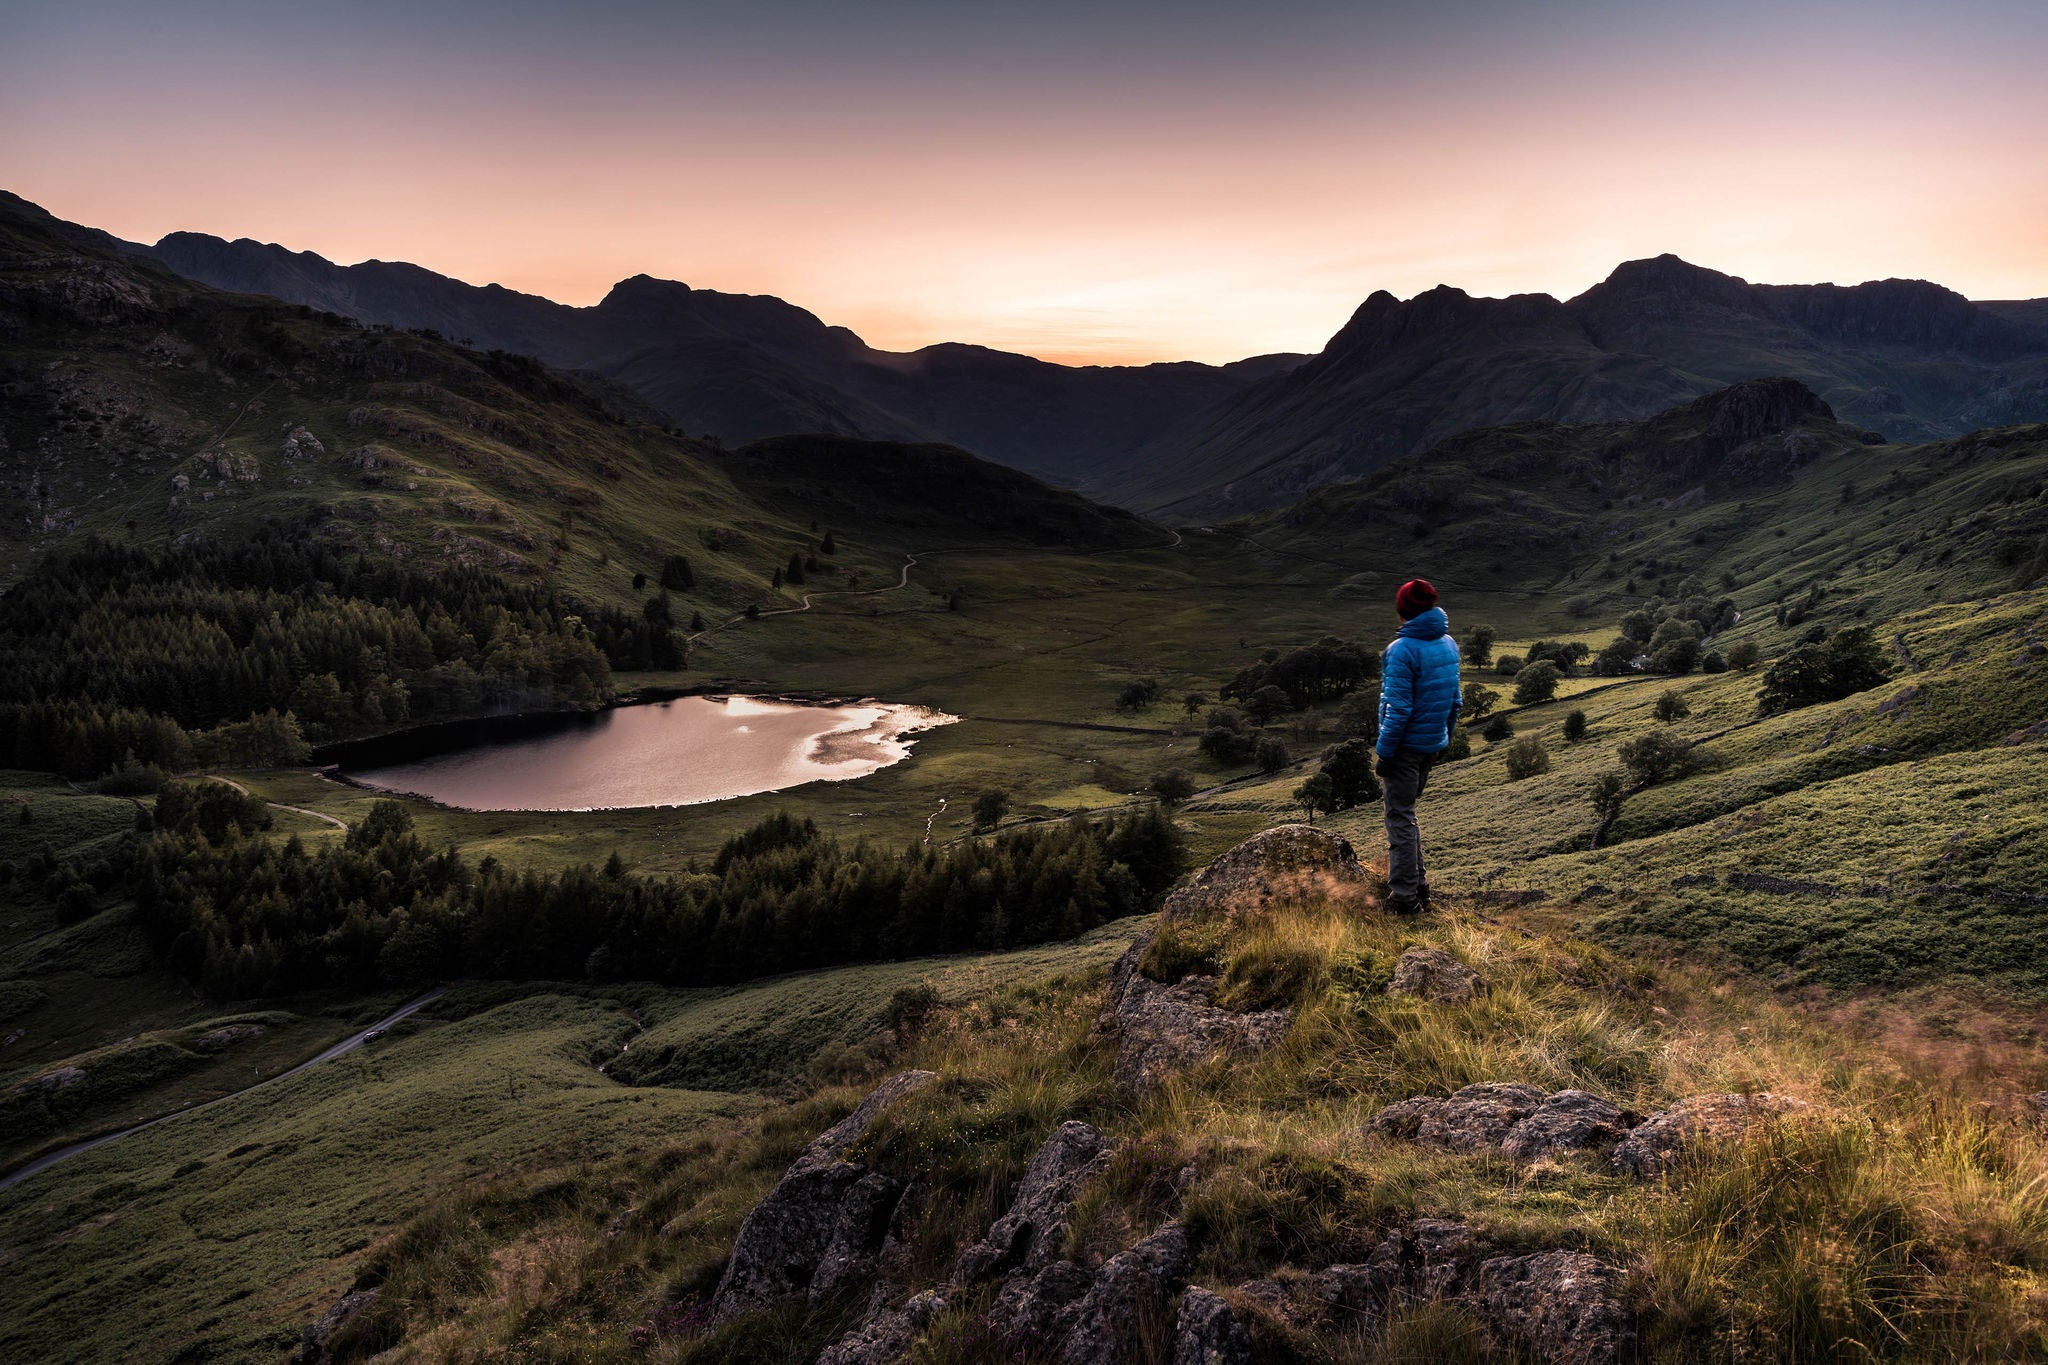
[1380,748,1437,900]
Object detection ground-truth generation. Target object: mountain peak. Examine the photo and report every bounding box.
[595,273,695,315]
[1574,254,1752,308]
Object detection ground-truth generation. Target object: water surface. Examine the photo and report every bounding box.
[344,696,955,811]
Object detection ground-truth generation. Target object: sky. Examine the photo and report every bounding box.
[3,0,2046,365]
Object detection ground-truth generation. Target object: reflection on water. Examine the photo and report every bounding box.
[346,696,956,812]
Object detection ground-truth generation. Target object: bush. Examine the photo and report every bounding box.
[1254,737,1290,773]
[1503,736,1550,781]
[1461,685,1499,721]
[1312,738,1379,810]
[1701,651,1728,673]
[971,790,1010,831]
[1654,690,1692,723]
[1336,689,1380,739]
[1495,654,1524,676]
[1441,729,1472,761]
[1481,715,1514,742]
[1512,661,1562,704]
[1150,770,1197,807]
[1590,770,1626,821]
[1562,709,1587,742]
[1199,727,1256,766]
[1728,640,1763,672]
[1116,680,1161,712]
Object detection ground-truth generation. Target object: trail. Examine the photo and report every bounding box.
[204,774,348,830]
[0,987,445,1195]
[923,797,947,843]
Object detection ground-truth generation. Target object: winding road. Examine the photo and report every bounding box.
[0,987,444,1195]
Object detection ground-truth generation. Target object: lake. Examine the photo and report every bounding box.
[336,696,957,811]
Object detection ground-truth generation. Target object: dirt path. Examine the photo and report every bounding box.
[204,774,348,830]
[0,987,445,1195]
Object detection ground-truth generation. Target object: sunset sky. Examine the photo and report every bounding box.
[4,0,2045,364]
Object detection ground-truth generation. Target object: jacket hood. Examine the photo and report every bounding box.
[1396,606,1450,641]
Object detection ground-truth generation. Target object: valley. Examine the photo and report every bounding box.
[0,187,2046,1363]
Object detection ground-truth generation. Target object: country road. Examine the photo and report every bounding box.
[0,987,445,1195]
[204,774,348,830]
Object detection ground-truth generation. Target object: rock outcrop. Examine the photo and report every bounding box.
[1055,1222,1192,1365]
[1107,967,1294,1095]
[1471,1250,1636,1364]
[1172,1286,1252,1365]
[954,1121,1111,1282]
[1610,1092,1809,1178]
[1157,823,1366,921]
[1384,947,1488,1003]
[293,1288,378,1365]
[710,1070,936,1323]
[1369,1084,1639,1160]
[817,1290,948,1365]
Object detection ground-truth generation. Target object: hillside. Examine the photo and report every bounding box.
[1112,256,2048,520]
[0,193,1299,488]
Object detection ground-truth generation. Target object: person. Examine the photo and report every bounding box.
[1374,578,1461,914]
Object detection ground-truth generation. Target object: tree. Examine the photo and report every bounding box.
[1199,726,1256,765]
[1654,690,1691,723]
[660,555,694,591]
[1245,684,1292,726]
[1504,736,1550,780]
[1617,731,1697,786]
[1619,610,1655,643]
[820,530,837,555]
[689,611,706,632]
[744,604,760,620]
[1728,640,1763,672]
[1462,625,1497,668]
[1182,691,1209,721]
[1563,709,1587,742]
[971,790,1011,831]
[1116,679,1161,712]
[1462,685,1500,721]
[1701,651,1728,674]
[1593,637,1639,676]
[1512,662,1562,705]
[772,567,784,589]
[1293,772,1335,824]
[1590,770,1627,823]
[632,571,648,592]
[1151,770,1197,807]
[1337,688,1380,740]
[1482,715,1514,742]
[1495,654,1525,677]
[1254,737,1290,773]
[1755,625,1888,715]
[1314,738,1380,810]
[786,553,807,586]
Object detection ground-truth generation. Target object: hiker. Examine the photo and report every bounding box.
[1375,578,1462,914]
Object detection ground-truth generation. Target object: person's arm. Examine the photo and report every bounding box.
[1376,645,1415,760]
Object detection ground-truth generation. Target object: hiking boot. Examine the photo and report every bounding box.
[1417,883,1435,912]
[1386,893,1423,916]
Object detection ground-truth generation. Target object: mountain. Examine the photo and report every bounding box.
[1110,255,2048,520]
[0,194,1300,488]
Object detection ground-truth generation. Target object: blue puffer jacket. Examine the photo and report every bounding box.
[1376,607,1463,758]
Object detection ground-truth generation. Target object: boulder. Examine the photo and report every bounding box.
[1610,1092,1809,1179]
[710,1071,936,1322]
[1501,1091,1639,1161]
[1367,1217,1491,1301]
[816,1289,948,1365]
[1385,947,1488,1004]
[1415,1083,1546,1154]
[1471,1251,1635,1364]
[194,1023,265,1052]
[1110,972,1293,1095]
[293,1288,378,1365]
[955,1121,1112,1283]
[1364,1095,1444,1142]
[1173,1286,1253,1365]
[1059,1222,1192,1365]
[1159,824,1365,921]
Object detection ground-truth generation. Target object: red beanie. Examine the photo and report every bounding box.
[1395,578,1438,619]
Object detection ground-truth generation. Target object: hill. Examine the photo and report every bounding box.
[1111,255,2048,520]
[0,193,1300,488]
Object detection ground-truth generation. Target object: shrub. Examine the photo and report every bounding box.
[1512,662,1562,704]
[1495,654,1524,676]
[1481,715,1514,742]
[1461,685,1499,721]
[1199,727,1256,765]
[1590,770,1626,820]
[1654,690,1692,723]
[1728,640,1763,672]
[1562,709,1587,741]
[1312,738,1379,809]
[1503,736,1550,780]
[1701,651,1728,673]
[1116,680,1160,712]
[971,790,1010,831]
[1254,737,1290,773]
[1150,770,1197,807]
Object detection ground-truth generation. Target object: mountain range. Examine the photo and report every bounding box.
[7,190,2048,523]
